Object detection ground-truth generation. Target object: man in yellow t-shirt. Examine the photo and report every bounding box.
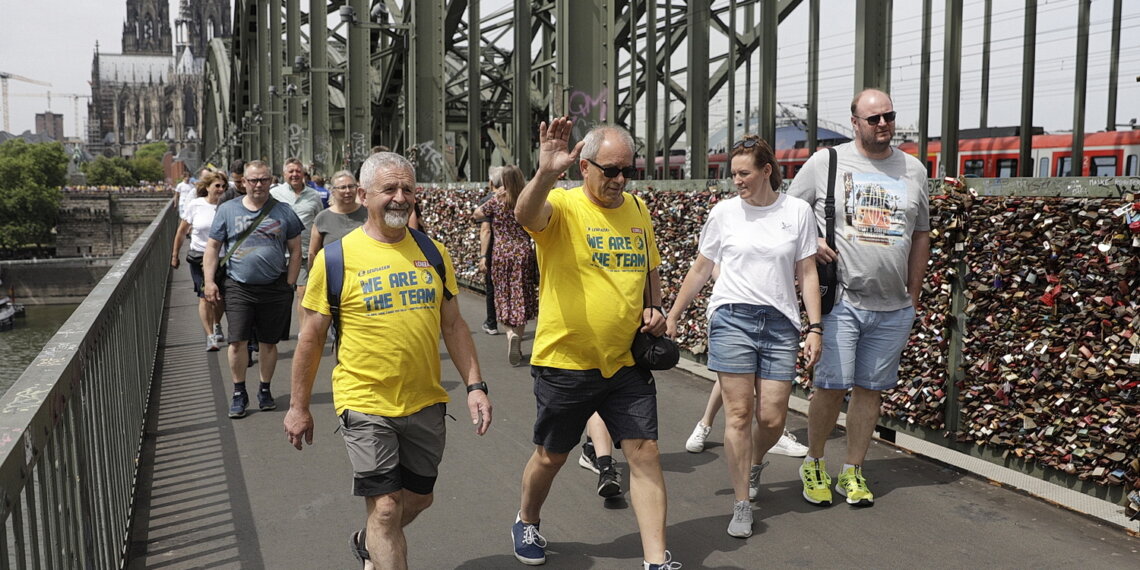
[510,120,677,570]
[284,152,492,569]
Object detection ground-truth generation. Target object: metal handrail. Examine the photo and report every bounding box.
[0,203,176,569]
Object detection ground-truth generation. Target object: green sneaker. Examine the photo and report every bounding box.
[799,459,833,506]
[836,465,874,507]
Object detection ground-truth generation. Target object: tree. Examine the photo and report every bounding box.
[134,141,169,163]
[130,156,164,182]
[82,156,136,186]
[0,139,66,251]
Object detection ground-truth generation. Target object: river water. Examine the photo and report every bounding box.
[0,304,79,397]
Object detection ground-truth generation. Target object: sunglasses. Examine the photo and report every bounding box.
[732,138,763,150]
[586,158,637,179]
[245,177,272,185]
[854,111,897,125]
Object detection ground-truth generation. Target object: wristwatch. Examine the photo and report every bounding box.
[466,381,489,394]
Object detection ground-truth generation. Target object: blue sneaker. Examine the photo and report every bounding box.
[228,391,248,418]
[511,513,547,565]
[258,389,276,411]
[643,550,682,569]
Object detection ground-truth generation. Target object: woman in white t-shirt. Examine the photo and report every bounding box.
[666,135,822,539]
[171,170,227,351]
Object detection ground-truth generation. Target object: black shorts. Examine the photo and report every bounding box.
[223,276,293,344]
[531,365,658,454]
[189,258,225,299]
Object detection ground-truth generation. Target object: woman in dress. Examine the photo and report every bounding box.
[666,135,822,538]
[473,165,539,365]
[171,170,228,351]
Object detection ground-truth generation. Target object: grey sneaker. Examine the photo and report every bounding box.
[727,500,753,538]
[212,322,225,343]
[748,461,769,502]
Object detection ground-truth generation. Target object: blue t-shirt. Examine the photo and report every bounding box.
[210,198,304,285]
[307,181,330,208]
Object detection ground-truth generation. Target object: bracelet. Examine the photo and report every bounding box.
[807,330,822,336]
[648,305,666,318]
[806,322,823,332]
[466,381,489,394]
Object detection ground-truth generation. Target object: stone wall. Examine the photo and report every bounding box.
[55,193,170,257]
[0,258,115,304]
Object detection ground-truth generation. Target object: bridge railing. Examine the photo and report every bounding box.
[0,203,176,569]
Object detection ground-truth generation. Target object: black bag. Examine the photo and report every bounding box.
[817,147,839,315]
[632,330,680,371]
[185,250,205,265]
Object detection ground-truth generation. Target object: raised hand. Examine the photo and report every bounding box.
[537,116,585,176]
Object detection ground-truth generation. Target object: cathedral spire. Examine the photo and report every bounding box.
[122,0,173,55]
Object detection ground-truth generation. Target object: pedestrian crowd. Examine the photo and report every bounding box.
[172,89,929,569]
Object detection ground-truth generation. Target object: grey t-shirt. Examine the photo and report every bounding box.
[313,207,368,246]
[787,142,930,312]
[210,198,303,285]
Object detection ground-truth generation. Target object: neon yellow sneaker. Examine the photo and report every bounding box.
[836,465,874,507]
[799,459,833,506]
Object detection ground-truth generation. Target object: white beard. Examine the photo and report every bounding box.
[384,209,410,228]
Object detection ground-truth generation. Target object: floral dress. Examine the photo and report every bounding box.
[483,197,538,326]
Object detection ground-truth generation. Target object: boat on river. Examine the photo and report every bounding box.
[0,296,25,331]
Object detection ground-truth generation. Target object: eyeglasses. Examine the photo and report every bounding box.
[331,183,359,191]
[854,111,897,125]
[586,158,637,179]
[732,138,762,150]
[245,177,272,185]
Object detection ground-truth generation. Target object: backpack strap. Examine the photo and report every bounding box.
[324,239,345,351]
[409,227,454,301]
[824,147,838,249]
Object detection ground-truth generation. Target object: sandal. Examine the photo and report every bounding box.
[350,527,370,565]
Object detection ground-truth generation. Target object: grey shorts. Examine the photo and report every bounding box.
[339,403,447,497]
[296,259,310,287]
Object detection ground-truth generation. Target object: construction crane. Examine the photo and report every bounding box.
[10,91,92,138]
[0,71,53,133]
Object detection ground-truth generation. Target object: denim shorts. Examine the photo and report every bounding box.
[707,304,800,381]
[812,300,916,391]
[531,365,657,454]
[339,403,446,497]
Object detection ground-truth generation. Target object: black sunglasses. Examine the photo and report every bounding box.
[586,158,637,179]
[854,111,897,125]
[732,138,763,150]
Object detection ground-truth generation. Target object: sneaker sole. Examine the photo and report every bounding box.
[799,471,832,506]
[228,410,246,419]
[598,480,621,498]
[260,403,277,411]
[835,485,874,507]
[727,525,753,538]
[767,445,808,457]
[684,441,705,453]
[578,454,599,474]
[511,532,546,566]
[508,336,522,366]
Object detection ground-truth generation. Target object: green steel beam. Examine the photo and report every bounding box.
[308,0,330,174]
[557,0,613,160]
[285,0,304,164]
[758,0,776,145]
[270,0,284,169]
[1019,1,1037,177]
[468,0,483,181]
[1071,0,1091,174]
[514,0,533,175]
[918,0,931,170]
[806,0,818,152]
[257,0,271,162]
[345,0,371,172]
[854,0,891,93]
[644,1,657,176]
[940,0,962,178]
[686,0,710,177]
[414,0,449,181]
[1107,0,1122,131]
[979,0,991,128]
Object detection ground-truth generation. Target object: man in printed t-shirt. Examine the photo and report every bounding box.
[509,119,678,570]
[284,152,492,570]
[786,88,931,509]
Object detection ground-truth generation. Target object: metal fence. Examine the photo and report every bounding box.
[0,203,176,569]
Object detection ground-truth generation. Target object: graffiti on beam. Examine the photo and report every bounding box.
[287,123,304,160]
[410,140,446,183]
[567,87,609,142]
[351,132,369,166]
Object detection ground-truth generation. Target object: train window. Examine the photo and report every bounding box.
[925,160,934,178]
[996,159,1017,178]
[1056,157,1072,177]
[1038,158,1049,177]
[964,159,984,177]
[1127,155,1138,176]
[1090,156,1117,177]
[708,165,721,179]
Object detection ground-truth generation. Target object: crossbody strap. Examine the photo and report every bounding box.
[824,148,837,250]
[220,197,279,267]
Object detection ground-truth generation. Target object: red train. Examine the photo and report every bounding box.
[636,129,1140,181]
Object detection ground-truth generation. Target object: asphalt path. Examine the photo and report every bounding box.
[127,268,1138,569]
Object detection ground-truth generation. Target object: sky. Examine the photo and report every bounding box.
[0,0,1137,141]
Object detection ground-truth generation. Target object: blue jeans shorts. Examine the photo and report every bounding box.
[813,300,916,391]
[706,304,800,381]
[531,365,658,454]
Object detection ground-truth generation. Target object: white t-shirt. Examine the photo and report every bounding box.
[787,142,930,312]
[699,193,817,328]
[183,197,219,253]
[175,181,196,220]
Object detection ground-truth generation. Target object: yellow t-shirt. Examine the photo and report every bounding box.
[303,227,457,417]
[526,187,661,377]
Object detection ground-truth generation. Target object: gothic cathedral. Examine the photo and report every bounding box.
[88,0,230,162]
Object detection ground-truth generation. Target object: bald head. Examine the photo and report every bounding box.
[851,89,892,116]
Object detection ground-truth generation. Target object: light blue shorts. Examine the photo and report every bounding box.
[813,300,916,391]
[707,304,800,381]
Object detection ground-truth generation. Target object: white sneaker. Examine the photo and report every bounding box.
[727,500,753,538]
[768,429,809,457]
[685,422,711,453]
